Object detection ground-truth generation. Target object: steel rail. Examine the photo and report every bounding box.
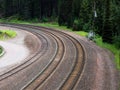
[0,23,85,90]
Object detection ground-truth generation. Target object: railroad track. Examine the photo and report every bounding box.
[0,24,118,90]
[0,24,84,90]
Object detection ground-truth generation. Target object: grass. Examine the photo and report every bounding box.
[0,19,119,69]
[0,30,17,40]
[0,19,72,31]
[74,31,88,37]
[35,23,72,31]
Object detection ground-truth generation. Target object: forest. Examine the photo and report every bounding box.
[0,0,120,48]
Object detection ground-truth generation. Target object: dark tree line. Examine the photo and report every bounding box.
[0,0,58,19]
[0,0,120,47]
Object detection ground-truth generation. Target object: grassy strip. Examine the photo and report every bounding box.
[0,19,119,69]
[74,31,88,37]
[0,30,17,40]
[0,19,72,31]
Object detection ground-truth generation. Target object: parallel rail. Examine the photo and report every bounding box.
[0,24,85,90]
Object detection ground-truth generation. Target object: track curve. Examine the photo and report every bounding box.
[0,23,119,90]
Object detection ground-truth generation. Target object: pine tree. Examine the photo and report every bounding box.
[102,0,113,43]
[0,0,4,17]
[78,0,92,31]
[58,0,74,27]
[4,0,13,17]
[72,0,81,18]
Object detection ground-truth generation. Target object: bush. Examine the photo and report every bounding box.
[41,17,49,22]
[73,19,79,31]
[83,22,91,32]
[73,19,83,31]
[114,35,120,49]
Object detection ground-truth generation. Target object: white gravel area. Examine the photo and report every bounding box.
[0,26,30,69]
[0,41,29,68]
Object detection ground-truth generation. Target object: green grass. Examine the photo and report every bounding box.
[0,19,119,69]
[35,23,72,31]
[74,31,88,37]
[0,19,72,31]
[0,30,17,40]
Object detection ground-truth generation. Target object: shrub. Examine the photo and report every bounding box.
[73,19,79,31]
[41,17,49,22]
[83,21,92,32]
[73,19,83,31]
[114,35,120,49]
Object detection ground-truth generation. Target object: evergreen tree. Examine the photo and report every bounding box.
[33,0,42,19]
[0,0,119,45]
[102,0,113,43]
[72,0,81,18]
[58,0,74,27]
[95,0,104,35]
[0,0,4,17]
[4,0,13,17]
[78,0,92,31]
[112,0,120,48]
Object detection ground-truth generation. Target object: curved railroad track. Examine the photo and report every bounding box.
[0,23,119,90]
